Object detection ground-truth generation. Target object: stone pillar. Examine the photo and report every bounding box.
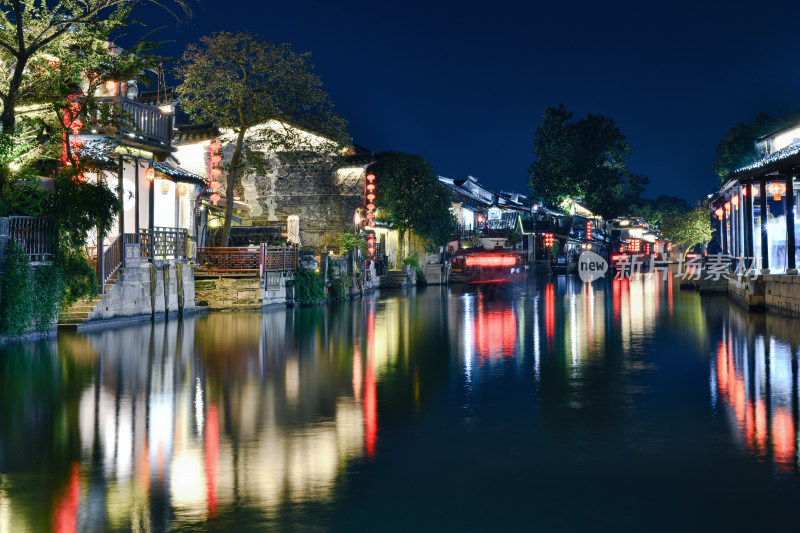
[786,173,797,274]
[721,201,728,254]
[760,175,769,273]
[745,182,754,261]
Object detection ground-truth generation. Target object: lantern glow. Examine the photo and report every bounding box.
[178,183,187,196]
[367,193,375,201]
[209,141,221,153]
[715,208,723,217]
[731,195,739,208]
[145,167,155,181]
[464,255,518,268]
[160,181,170,194]
[210,192,221,204]
[366,174,375,182]
[768,182,786,201]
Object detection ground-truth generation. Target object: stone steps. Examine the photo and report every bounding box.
[57,269,122,328]
[380,269,412,289]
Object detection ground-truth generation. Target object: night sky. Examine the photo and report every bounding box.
[135,0,800,203]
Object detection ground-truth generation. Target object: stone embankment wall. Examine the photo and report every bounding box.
[195,273,292,310]
[727,274,765,310]
[82,262,195,327]
[763,274,800,316]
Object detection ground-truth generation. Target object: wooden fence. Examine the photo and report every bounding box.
[195,245,298,277]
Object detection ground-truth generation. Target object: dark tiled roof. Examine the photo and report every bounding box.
[154,162,206,185]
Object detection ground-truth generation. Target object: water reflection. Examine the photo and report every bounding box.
[4,275,800,531]
[710,305,800,473]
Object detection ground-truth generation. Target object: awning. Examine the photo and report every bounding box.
[153,162,206,185]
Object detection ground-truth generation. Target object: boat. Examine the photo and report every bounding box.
[448,249,529,283]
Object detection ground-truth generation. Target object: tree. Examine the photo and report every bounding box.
[714,111,800,179]
[0,0,191,134]
[660,201,712,258]
[369,151,457,261]
[528,103,647,219]
[635,195,690,227]
[176,31,349,246]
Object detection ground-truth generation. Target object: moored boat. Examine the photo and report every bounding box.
[448,249,528,283]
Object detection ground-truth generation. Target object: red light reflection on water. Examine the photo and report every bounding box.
[545,283,555,341]
[474,306,518,358]
[52,462,80,533]
[206,403,220,519]
[364,310,377,457]
[715,339,796,471]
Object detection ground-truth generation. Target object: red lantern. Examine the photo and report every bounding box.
[731,195,739,208]
[367,203,375,211]
[366,213,375,220]
[210,192,221,204]
[369,221,376,227]
[210,168,222,178]
[366,183,376,192]
[715,208,723,218]
[368,246,375,254]
[724,201,731,211]
[367,193,375,201]
[145,166,155,181]
[767,182,786,201]
[177,183,187,196]
[209,140,221,153]
[160,180,170,194]
[366,174,375,182]
[211,154,222,165]
[210,181,222,192]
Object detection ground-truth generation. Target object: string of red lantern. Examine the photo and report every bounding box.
[209,139,222,205]
[365,172,377,258]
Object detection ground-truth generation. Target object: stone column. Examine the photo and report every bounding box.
[760,175,769,273]
[745,181,754,261]
[721,201,729,254]
[786,173,797,274]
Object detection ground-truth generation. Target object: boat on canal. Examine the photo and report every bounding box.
[448,249,528,283]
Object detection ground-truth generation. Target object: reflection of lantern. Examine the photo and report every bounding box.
[178,183,187,196]
[768,181,786,201]
[160,181,170,194]
[731,195,739,208]
[209,140,221,153]
[210,181,222,192]
[210,192,221,204]
[715,207,723,217]
[145,166,155,181]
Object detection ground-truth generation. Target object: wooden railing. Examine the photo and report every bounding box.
[140,227,187,260]
[6,216,55,263]
[100,234,123,287]
[260,244,298,276]
[90,96,172,147]
[196,247,260,276]
[194,245,298,277]
[120,98,172,146]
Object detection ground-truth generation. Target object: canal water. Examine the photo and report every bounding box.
[1,274,800,532]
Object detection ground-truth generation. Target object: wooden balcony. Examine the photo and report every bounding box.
[87,96,173,150]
